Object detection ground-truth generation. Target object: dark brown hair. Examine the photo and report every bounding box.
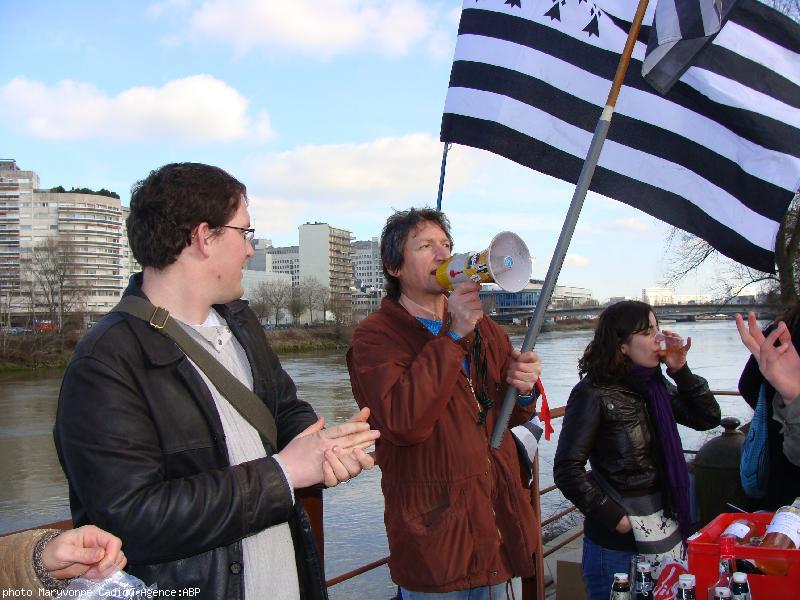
[127,163,246,269]
[380,208,453,300]
[578,300,656,383]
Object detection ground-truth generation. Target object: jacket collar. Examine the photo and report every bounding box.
[120,272,251,367]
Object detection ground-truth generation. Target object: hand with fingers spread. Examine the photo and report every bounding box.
[276,408,380,489]
[447,281,484,337]
[42,525,126,581]
[506,349,541,396]
[660,328,692,372]
[736,312,800,404]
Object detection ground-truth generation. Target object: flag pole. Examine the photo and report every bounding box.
[490,0,652,448]
[436,143,452,211]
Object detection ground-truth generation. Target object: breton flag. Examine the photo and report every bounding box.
[643,0,736,94]
[441,0,800,273]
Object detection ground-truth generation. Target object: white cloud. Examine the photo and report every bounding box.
[244,133,488,242]
[172,0,454,58]
[613,217,652,232]
[248,133,480,206]
[565,254,590,268]
[147,0,192,18]
[0,75,275,143]
[248,195,307,238]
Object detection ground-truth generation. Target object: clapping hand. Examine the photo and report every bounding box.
[43,525,126,581]
[277,408,380,489]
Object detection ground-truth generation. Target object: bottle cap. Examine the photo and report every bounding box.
[636,561,652,571]
[732,572,747,583]
[715,587,731,598]
[678,573,695,586]
[613,573,628,581]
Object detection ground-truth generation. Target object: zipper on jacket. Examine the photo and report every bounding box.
[466,376,482,415]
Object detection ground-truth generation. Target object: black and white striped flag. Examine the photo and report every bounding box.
[643,0,736,94]
[441,0,800,273]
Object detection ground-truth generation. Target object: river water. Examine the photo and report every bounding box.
[0,320,754,598]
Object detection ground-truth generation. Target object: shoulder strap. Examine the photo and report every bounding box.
[113,295,278,451]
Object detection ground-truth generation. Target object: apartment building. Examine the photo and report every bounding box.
[299,222,353,310]
[0,160,130,319]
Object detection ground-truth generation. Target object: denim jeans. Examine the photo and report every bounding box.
[398,581,511,600]
[581,537,637,600]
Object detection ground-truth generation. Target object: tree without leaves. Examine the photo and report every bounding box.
[330,293,354,327]
[298,277,327,323]
[765,0,799,20]
[21,237,87,334]
[663,195,800,310]
[288,286,308,324]
[258,280,292,325]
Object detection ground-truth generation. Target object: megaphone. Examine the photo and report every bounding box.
[435,231,532,293]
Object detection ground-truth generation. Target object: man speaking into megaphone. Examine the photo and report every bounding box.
[347,207,543,599]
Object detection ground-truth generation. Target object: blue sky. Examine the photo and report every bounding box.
[0,0,725,301]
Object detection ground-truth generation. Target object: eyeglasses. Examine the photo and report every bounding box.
[221,225,255,242]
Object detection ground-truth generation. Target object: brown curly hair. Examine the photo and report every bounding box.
[127,163,246,269]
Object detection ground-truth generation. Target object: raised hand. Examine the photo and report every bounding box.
[448,281,484,337]
[736,312,800,404]
[660,329,691,371]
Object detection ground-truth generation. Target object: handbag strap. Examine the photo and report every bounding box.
[113,295,278,450]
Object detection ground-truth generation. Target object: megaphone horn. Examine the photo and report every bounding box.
[435,231,532,293]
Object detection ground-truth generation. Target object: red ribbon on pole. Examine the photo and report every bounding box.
[536,378,554,440]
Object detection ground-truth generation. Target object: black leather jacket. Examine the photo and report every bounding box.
[553,365,720,532]
[54,275,327,600]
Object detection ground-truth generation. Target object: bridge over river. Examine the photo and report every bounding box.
[490,303,775,324]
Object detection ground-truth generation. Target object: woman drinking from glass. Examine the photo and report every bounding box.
[554,301,720,600]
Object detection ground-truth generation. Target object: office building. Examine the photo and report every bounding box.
[352,237,384,291]
[264,245,300,287]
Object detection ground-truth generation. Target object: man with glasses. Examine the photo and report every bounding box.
[55,163,379,600]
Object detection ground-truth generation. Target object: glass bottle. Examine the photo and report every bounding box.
[707,535,735,600]
[634,561,654,600]
[721,518,758,544]
[610,572,631,600]
[729,572,750,600]
[753,497,800,576]
[676,573,696,600]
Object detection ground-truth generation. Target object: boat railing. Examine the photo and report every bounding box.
[1,389,747,599]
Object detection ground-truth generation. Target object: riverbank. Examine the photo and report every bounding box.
[0,318,598,371]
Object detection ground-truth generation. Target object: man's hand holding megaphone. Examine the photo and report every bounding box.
[447,281,485,337]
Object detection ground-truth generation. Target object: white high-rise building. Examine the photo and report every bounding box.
[642,287,674,306]
[299,222,352,310]
[264,245,300,287]
[0,160,130,319]
[352,237,384,291]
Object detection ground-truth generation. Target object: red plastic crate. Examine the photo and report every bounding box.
[688,513,800,598]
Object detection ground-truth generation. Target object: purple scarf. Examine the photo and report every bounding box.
[630,365,692,541]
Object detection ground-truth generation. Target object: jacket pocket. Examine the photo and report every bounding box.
[389,486,476,589]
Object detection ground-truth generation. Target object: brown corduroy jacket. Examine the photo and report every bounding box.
[347,297,539,593]
[0,529,51,593]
